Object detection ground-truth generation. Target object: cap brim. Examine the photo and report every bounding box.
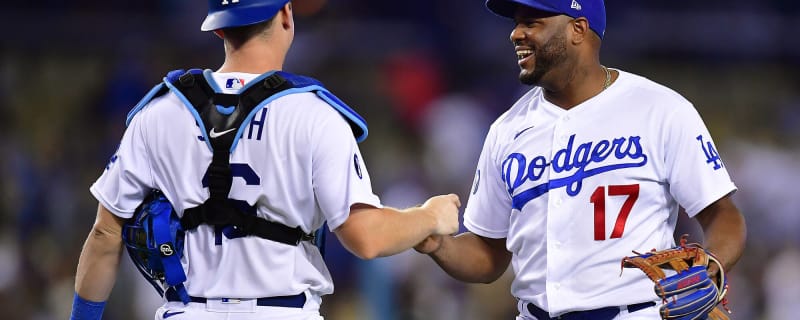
[201,1,286,31]
[485,0,561,19]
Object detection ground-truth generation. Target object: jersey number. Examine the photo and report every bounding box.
[589,184,639,241]
[203,163,261,245]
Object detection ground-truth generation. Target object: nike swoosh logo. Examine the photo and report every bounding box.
[209,127,236,138]
[163,310,185,319]
[514,125,535,140]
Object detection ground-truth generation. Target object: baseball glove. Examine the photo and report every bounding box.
[621,235,730,320]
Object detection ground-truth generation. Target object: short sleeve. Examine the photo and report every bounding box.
[663,103,737,216]
[311,112,381,231]
[89,111,154,218]
[463,125,512,238]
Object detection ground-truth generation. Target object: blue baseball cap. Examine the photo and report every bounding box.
[201,0,290,31]
[485,0,606,38]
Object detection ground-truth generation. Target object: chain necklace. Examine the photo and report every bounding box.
[601,65,611,90]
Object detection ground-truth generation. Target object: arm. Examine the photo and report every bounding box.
[694,194,746,274]
[415,233,511,284]
[74,203,126,301]
[334,194,460,260]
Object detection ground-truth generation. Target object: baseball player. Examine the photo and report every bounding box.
[414,1,746,319]
[69,1,460,319]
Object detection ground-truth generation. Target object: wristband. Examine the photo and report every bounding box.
[70,292,106,320]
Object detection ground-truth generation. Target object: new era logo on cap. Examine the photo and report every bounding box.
[485,0,606,38]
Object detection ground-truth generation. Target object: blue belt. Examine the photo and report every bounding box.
[166,289,306,308]
[526,301,655,320]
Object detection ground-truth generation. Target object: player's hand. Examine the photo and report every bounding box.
[420,193,461,236]
[414,235,444,254]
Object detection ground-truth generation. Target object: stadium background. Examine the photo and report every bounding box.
[1,1,798,319]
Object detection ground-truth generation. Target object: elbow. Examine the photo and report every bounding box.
[476,270,505,284]
[334,210,388,260]
[353,251,380,261]
[479,275,500,284]
[91,224,122,241]
[88,223,124,253]
[344,239,382,260]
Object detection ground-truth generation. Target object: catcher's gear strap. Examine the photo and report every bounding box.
[126,70,368,144]
[168,69,297,245]
[125,69,364,246]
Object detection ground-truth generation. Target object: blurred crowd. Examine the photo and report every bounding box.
[1,1,798,319]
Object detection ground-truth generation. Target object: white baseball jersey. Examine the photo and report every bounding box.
[464,69,736,316]
[91,71,382,301]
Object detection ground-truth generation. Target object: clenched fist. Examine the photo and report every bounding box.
[420,194,461,236]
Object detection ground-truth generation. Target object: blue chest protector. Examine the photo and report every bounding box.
[122,69,368,304]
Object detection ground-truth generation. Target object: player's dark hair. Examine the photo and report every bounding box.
[222,17,275,46]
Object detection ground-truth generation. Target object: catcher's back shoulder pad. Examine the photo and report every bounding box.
[125,69,368,145]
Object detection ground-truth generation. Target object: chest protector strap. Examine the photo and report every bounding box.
[166,69,314,246]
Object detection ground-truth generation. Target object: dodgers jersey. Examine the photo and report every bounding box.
[463,69,736,316]
[91,71,381,300]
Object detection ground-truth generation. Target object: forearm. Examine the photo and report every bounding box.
[702,209,746,272]
[429,232,510,283]
[74,225,124,301]
[695,196,747,273]
[337,206,438,259]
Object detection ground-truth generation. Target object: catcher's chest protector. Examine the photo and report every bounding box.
[123,69,368,303]
[128,69,368,246]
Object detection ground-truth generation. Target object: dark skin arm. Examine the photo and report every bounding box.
[694,194,746,276]
[415,232,512,283]
[416,194,744,284]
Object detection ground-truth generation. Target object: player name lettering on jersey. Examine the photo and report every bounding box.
[502,134,648,210]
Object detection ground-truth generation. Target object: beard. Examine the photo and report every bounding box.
[519,32,568,86]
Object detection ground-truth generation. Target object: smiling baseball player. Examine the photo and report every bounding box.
[69,1,460,319]
[414,1,747,319]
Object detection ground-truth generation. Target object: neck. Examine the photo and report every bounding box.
[541,61,613,110]
[217,39,286,74]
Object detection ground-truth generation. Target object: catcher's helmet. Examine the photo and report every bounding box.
[201,0,291,31]
[122,190,188,302]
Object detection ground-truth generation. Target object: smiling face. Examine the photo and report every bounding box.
[510,6,573,86]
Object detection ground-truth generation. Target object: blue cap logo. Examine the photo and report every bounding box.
[485,0,606,38]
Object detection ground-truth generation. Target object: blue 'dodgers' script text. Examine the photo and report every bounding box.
[502,134,648,210]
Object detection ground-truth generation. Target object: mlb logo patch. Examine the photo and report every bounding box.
[226,78,245,89]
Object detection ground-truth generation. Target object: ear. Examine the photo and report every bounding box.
[570,17,589,44]
[213,29,225,39]
[279,2,294,30]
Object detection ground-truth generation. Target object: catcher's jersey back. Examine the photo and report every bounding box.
[91,71,381,300]
[464,69,736,315]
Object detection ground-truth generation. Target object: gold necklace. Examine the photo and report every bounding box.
[601,65,611,90]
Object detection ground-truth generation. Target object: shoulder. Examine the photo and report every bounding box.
[614,70,693,108]
[487,87,541,139]
[272,91,334,111]
[269,91,346,123]
[270,91,359,144]
[126,89,185,127]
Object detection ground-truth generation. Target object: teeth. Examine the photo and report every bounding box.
[517,50,533,60]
